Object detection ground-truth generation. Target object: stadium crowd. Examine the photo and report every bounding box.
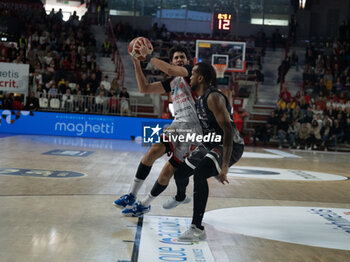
[0,0,132,115]
[255,35,350,151]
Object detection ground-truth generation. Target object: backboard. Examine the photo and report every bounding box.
[195,40,246,73]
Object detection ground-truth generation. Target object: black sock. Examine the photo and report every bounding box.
[135,162,152,180]
[150,181,167,197]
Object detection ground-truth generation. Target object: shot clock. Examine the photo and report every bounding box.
[212,12,232,33]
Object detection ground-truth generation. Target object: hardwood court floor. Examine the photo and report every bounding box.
[0,135,349,262]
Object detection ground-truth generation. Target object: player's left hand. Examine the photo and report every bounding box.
[218,166,229,185]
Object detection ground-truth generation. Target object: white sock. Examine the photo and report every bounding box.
[140,193,155,206]
[129,178,144,196]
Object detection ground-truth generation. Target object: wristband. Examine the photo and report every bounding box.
[145,54,154,63]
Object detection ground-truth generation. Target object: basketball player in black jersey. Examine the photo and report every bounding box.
[168,62,244,241]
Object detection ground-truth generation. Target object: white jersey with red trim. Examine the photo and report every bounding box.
[170,76,199,123]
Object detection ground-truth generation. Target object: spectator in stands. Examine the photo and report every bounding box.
[345,118,350,145]
[304,106,314,123]
[344,77,350,95]
[120,97,131,116]
[313,106,324,119]
[25,92,39,110]
[12,96,23,110]
[267,110,279,137]
[72,84,81,95]
[119,87,130,99]
[87,55,97,72]
[272,29,282,51]
[79,73,89,92]
[305,44,315,66]
[233,109,248,133]
[274,103,284,119]
[330,119,344,151]
[89,73,99,93]
[102,38,112,57]
[62,88,74,111]
[279,86,291,102]
[336,112,346,131]
[334,77,343,96]
[110,77,120,95]
[288,120,299,148]
[109,93,119,114]
[94,65,103,83]
[58,78,67,94]
[309,119,322,150]
[0,43,8,62]
[297,121,311,150]
[95,84,108,97]
[73,90,84,112]
[48,83,58,98]
[288,50,299,71]
[69,11,79,23]
[18,33,28,50]
[314,113,324,127]
[86,92,95,112]
[3,93,14,109]
[344,107,350,119]
[13,55,23,64]
[31,69,43,94]
[277,113,289,149]
[100,75,111,92]
[290,15,297,43]
[314,91,327,111]
[253,123,271,147]
[95,91,107,113]
[325,104,338,120]
[338,20,347,42]
[321,119,332,150]
[291,104,303,122]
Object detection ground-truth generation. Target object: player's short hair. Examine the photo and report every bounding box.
[169,45,190,61]
[194,62,216,85]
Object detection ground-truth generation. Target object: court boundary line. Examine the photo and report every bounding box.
[131,216,143,262]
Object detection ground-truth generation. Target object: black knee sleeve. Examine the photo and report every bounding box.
[135,162,152,180]
[174,163,193,201]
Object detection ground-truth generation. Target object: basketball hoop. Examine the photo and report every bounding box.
[213,64,227,79]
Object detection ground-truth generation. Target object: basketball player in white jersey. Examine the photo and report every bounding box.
[114,42,201,216]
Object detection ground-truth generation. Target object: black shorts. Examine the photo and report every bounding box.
[184,143,244,174]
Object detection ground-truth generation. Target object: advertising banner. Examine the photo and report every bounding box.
[0,62,30,94]
[0,110,172,140]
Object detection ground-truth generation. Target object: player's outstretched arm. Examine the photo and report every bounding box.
[131,55,166,94]
[136,39,188,77]
[207,92,234,184]
[149,58,188,77]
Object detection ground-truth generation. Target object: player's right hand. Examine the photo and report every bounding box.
[135,39,153,57]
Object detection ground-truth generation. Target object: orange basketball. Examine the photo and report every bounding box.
[128,37,153,61]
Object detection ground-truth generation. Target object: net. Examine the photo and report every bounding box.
[213,64,227,78]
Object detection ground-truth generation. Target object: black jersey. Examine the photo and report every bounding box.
[196,86,244,146]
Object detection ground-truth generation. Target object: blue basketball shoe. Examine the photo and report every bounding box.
[122,201,151,217]
[114,193,136,209]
